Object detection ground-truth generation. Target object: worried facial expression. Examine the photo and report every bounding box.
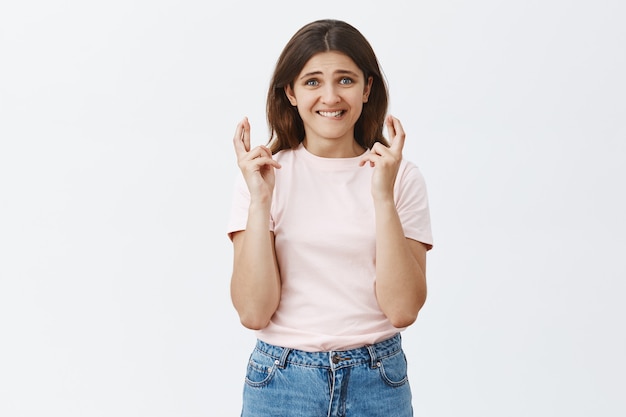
[285,51,373,150]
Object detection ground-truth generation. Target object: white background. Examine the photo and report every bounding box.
[1,1,625,416]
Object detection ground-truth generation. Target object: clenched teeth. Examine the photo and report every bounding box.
[318,110,343,117]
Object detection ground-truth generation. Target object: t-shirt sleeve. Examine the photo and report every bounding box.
[226,173,251,240]
[395,160,434,250]
[225,173,276,240]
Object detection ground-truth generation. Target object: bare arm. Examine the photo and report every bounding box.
[372,200,427,328]
[230,228,281,330]
[360,115,428,328]
[229,117,282,329]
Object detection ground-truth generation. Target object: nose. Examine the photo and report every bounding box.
[320,84,340,104]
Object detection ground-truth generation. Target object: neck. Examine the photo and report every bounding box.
[302,138,365,158]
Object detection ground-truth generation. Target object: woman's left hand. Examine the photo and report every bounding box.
[359,114,406,201]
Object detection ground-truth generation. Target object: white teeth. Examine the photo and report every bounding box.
[319,111,343,117]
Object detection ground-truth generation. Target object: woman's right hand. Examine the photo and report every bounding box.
[233,117,281,201]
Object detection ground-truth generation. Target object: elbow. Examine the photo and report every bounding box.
[386,297,426,329]
[388,312,418,329]
[231,293,279,330]
[238,312,271,330]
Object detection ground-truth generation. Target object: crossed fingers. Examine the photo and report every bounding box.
[359,114,406,167]
[233,117,281,171]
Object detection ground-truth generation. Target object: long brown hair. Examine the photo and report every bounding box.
[267,19,389,154]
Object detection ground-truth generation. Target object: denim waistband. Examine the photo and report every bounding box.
[254,333,403,370]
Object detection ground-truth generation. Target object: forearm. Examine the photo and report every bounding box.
[230,200,281,329]
[374,199,427,328]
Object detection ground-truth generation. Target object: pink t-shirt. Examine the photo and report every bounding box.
[227,143,433,351]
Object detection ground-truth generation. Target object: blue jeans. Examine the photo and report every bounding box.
[241,334,413,417]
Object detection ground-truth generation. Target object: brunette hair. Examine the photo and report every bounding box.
[266,19,389,154]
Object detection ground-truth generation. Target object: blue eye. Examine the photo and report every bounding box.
[305,79,319,86]
[339,77,353,85]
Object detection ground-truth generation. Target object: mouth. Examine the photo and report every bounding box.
[317,110,344,118]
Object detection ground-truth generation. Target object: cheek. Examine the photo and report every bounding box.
[349,91,367,105]
[352,96,366,111]
[296,96,316,110]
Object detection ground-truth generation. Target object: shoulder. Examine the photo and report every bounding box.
[398,159,426,183]
[273,146,299,163]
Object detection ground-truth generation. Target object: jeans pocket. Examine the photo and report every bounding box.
[377,350,409,387]
[244,349,278,388]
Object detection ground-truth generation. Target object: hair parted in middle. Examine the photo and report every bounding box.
[266,19,390,154]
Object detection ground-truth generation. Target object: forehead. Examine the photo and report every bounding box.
[298,51,361,75]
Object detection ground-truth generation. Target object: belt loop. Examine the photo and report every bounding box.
[366,344,378,369]
[277,347,292,369]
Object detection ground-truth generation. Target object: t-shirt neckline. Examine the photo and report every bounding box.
[297,143,368,171]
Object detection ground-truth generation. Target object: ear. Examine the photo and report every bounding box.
[363,76,373,103]
[284,85,297,106]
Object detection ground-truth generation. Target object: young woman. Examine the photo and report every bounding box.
[227,19,433,417]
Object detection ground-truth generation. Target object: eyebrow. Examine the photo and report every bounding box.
[298,69,360,80]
